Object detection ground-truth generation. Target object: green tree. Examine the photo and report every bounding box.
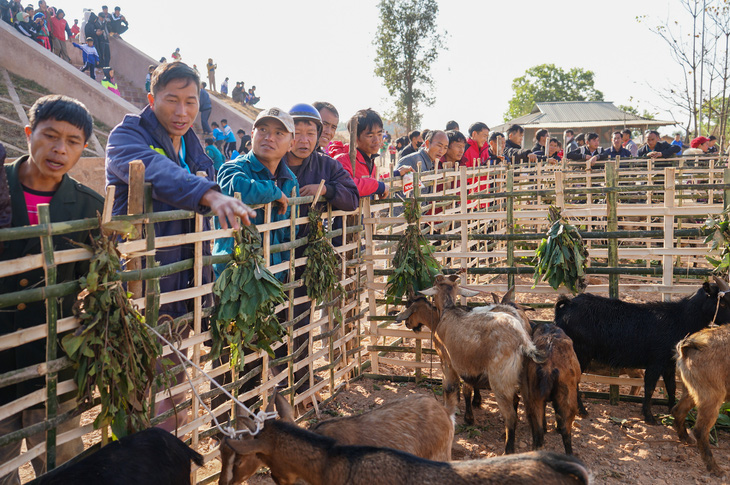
[504,64,604,121]
[616,104,656,120]
[374,0,445,131]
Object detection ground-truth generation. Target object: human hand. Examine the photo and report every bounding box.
[276,192,289,215]
[587,155,598,170]
[380,184,390,199]
[201,189,256,230]
[527,153,538,162]
[648,151,661,158]
[398,166,414,176]
[300,184,327,198]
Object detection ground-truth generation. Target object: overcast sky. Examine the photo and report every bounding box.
[57,0,686,134]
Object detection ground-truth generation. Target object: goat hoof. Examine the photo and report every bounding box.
[578,409,589,418]
[644,414,657,425]
[464,415,474,425]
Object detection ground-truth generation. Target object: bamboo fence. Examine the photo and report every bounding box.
[0,154,728,482]
[364,156,730,398]
[0,162,365,484]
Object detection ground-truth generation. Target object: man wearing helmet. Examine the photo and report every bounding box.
[282,104,359,402]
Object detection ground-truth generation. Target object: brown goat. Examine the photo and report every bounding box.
[222,395,592,485]
[397,274,544,454]
[522,323,581,455]
[218,392,454,485]
[671,324,730,476]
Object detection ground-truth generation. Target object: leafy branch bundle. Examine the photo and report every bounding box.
[211,225,286,370]
[303,207,344,308]
[386,198,441,303]
[63,219,170,437]
[703,208,730,276]
[533,206,588,294]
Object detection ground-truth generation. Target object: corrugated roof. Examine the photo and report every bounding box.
[492,101,673,132]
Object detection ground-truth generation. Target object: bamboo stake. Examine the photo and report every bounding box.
[38,204,57,470]
[605,162,619,406]
[663,168,676,303]
[460,166,468,302]
[190,173,206,451]
[127,161,145,299]
[288,188,297,409]
[506,170,515,290]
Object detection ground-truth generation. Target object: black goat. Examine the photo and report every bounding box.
[554,277,730,423]
[35,427,203,485]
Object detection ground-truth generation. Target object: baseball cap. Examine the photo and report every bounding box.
[254,107,295,134]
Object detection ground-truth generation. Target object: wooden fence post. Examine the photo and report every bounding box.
[38,204,57,470]
[605,162,619,406]
[287,188,297,408]
[127,161,145,299]
[663,168,676,303]
[459,166,468,303]
[364,197,378,374]
[190,173,206,451]
[506,170,515,291]
[724,168,730,210]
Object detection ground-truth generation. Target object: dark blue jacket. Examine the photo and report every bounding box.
[604,146,632,159]
[288,149,359,240]
[106,105,218,318]
[199,88,212,111]
[213,151,299,279]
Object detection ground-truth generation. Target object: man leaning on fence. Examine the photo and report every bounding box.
[0,95,104,484]
[105,62,255,432]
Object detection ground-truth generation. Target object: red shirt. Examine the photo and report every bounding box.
[22,185,54,225]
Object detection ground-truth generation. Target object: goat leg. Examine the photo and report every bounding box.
[642,366,663,424]
[472,388,482,408]
[463,382,475,425]
[671,393,695,444]
[495,390,518,454]
[693,395,726,476]
[662,364,677,412]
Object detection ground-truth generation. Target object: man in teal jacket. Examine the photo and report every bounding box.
[213,107,298,279]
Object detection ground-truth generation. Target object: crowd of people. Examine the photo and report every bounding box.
[391,123,719,174]
[2,1,129,97]
[0,59,727,482]
[203,58,260,106]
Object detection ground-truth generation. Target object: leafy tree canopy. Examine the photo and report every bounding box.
[505,64,604,121]
[374,0,445,131]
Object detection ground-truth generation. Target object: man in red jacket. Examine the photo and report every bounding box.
[330,108,390,199]
[460,122,490,199]
[48,8,71,62]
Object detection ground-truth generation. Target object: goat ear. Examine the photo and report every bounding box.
[274,393,295,423]
[490,293,500,304]
[420,287,438,296]
[713,275,730,293]
[459,288,480,297]
[502,286,516,303]
[396,306,415,322]
[448,274,460,282]
[225,437,265,457]
[236,414,256,433]
[434,274,445,282]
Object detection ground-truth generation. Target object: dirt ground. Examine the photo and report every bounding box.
[237,377,730,485]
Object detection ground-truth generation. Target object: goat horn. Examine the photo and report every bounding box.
[395,306,415,322]
[713,275,730,293]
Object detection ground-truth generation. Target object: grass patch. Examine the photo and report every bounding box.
[8,72,49,96]
[0,77,8,96]
[0,99,19,122]
[15,88,39,109]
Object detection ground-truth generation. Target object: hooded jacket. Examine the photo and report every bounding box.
[213,151,299,279]
[106,105,217,317]
[329,141,385,197]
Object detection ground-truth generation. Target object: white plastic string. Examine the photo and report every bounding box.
[145,322,278,438]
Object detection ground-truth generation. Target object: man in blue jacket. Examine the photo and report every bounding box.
[213,107,298,278]
[105,62,254,431]
[198,81,212,135]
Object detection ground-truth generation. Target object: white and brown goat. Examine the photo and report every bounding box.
[397,274,544,454]
[220,393,591,485]
[218,392,454,485]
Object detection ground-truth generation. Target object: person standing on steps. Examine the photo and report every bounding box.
[206,58,217,93]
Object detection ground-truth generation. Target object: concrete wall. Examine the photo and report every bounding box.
[109,37,254,134]
[0,21,137,129]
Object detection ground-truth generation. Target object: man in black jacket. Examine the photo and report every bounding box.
[399,130,422,160]
[567,132,605,169]
[503,124,537,163]
[638,130,681,159]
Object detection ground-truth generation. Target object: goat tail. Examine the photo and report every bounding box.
[675,331,710,361]
[536,366,559,400]
[538,451,592,485]
[524,341,547,364]
[188,448,204,467]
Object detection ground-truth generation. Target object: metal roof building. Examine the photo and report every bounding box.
[491,101,674,146]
